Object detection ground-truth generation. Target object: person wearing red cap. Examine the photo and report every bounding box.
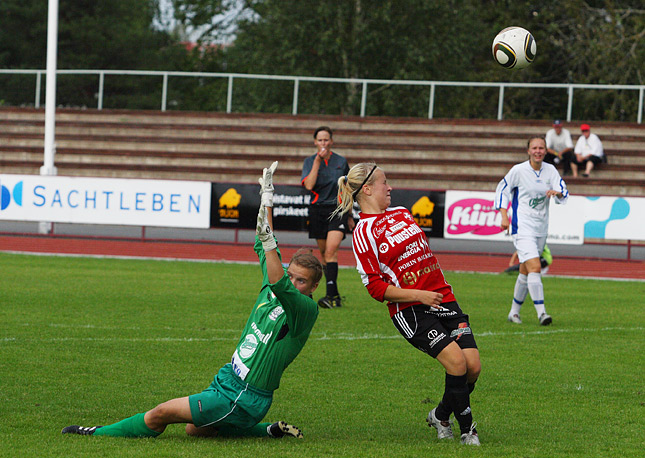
[572,124,604,177]
[545,120,574,175]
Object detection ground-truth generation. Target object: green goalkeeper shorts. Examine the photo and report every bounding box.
[189,364,273,429]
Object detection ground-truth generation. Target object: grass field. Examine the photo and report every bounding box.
[0,252,643,458]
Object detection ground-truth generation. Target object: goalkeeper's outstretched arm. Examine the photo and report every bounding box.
[256,162,284,284]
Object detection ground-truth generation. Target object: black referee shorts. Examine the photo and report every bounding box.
[307,204,349,240]
[391,302,477,358]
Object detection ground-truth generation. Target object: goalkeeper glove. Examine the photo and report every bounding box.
[256,204,277,252]
[258,161,278,208]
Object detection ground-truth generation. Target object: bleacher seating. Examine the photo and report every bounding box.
[1,107,643,196]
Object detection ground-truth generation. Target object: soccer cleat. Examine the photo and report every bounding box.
[268,421,303,439]
[317,295,342,308]
[507,313,522,324]
[329,295,342,307]
[426,408,454,440]
[317,296,334,309]
[61,425,102,435]
[460,422,480,446]
[539,313,552,326]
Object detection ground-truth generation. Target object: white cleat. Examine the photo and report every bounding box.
[460,422,480,446]
[426,408,454,439]
[507,314,522,324]
[539,313,552,326]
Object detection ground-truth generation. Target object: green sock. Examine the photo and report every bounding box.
[216,422,271,438]
[93,412,161,438]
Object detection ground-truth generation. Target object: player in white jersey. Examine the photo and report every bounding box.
[495,137,569,325]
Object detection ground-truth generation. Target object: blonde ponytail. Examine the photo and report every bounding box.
[332,162,378,219]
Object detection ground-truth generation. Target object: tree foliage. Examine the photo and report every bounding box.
[0,0,191,108]
[0,0,642,120]
[214,0,643,120]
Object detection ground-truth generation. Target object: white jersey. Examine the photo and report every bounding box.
[574,133,604,158]
[545,128,573,153]
[495,161,569,236]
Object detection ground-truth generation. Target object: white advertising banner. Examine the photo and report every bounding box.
[582,196,645,241]
[0,174,211,228]
[444,190,584,245]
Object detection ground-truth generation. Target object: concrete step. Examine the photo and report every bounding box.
[2,107,644,139]
[4,144,643,173]
[3,153,642,185]
[1,107,642,198]
[1,133,642,164]
[2,144,643,178]
[3,119,644,152]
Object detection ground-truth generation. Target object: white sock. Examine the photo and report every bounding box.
[527,272,546,317]
[510,274,528,316]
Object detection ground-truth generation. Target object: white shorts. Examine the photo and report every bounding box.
[513,235,547,264]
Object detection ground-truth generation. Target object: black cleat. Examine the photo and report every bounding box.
[318,295,342,309]
[330,295,342,307]
[268,421,303,439]
[61,425,102,435]
[317,296,333,308]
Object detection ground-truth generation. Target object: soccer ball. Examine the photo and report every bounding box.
[492,27,536,70]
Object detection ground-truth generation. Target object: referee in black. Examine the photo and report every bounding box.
[301,126,352,308]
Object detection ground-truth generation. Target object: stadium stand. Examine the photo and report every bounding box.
[1,107,643,196]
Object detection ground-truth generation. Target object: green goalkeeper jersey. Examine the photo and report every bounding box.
[230,237,319,392]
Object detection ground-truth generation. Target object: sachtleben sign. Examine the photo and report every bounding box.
[0,174,211,228]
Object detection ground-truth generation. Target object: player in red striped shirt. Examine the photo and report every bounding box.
[333,162,482,446]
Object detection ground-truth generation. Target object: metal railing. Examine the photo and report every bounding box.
[1,69,644,123]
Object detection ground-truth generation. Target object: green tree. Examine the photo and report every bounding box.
[216,0,497,116]
[214,0,642,119]
[0,0,189,108]
[474,0,644,120]
[1,0,642,120]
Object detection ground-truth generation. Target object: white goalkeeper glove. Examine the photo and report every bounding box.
[256,204,277,252]
[258,161,278,208]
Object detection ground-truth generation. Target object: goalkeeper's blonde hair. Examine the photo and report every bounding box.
[290,248,323,284]
[332,162,379,219]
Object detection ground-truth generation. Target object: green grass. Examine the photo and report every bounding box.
[0,252,643,458]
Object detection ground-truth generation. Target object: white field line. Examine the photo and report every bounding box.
[2,326,643,344]
[1,250,643,281]
[41,322,241,333]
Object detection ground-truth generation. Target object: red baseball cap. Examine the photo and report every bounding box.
[580,124,590,131]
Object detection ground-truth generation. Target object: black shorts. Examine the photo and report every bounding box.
[391,302,477,358]
[577,155,602,166]
[307,204,349,240]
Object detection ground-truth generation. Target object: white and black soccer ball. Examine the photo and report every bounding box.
[492,26,536,70]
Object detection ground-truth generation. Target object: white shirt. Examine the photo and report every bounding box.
[574,133,604,158]
[545,128,573,153]
[495,161,569,236]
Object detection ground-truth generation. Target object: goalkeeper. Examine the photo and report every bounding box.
[62,162,322,440]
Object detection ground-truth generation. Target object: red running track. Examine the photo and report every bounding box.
[1,235,643,280]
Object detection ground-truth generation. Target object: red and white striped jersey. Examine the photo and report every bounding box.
[352,206,455,317]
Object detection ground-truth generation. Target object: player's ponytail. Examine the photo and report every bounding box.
[332,162,378,219]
